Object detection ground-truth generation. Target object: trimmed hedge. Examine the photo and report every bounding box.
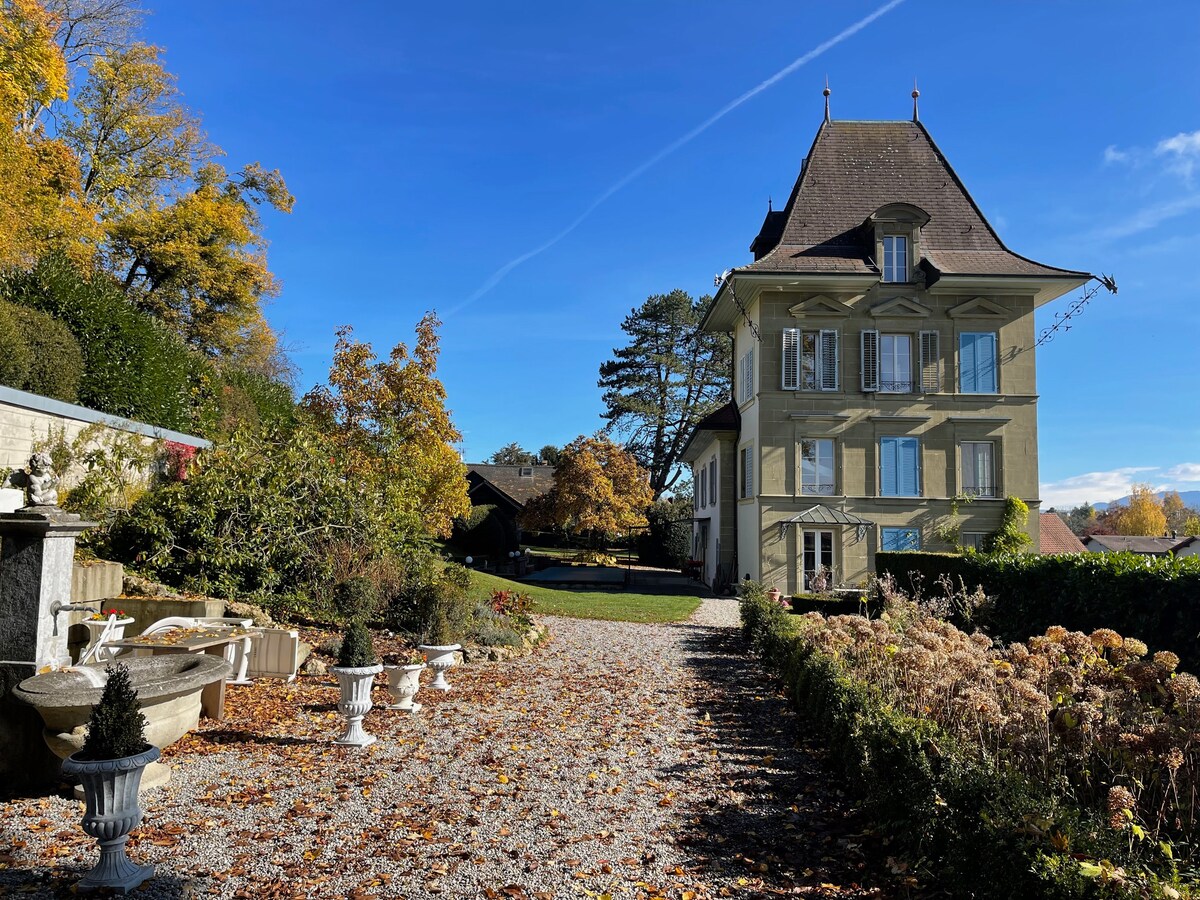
[740,584,1176,898]
[0,299,84,401]
[877,550,1200,670]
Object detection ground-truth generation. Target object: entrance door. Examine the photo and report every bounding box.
[801,529,834,592]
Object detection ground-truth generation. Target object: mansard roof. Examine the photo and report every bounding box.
[744,119,1087,280]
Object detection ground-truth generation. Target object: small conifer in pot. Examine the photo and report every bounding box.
[332,622,382,746]
[337,621,378,668]
[80,663,149,761]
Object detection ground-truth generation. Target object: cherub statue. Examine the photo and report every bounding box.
[6,451,59,506]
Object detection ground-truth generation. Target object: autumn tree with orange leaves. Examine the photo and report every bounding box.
[301,314,470,541]
[520,435,653,544]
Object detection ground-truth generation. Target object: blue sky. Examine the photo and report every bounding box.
[140,1,1199,508]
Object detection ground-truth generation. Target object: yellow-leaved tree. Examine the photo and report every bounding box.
[1113,484,1168,536]
[301,314,470,542]
[520,435,653,544]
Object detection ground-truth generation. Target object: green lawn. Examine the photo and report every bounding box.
[469,569,701,624]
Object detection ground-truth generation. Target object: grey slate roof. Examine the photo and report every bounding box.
[744,120,1087,279]
[466,464,555,509]
[1081,534,1194,555]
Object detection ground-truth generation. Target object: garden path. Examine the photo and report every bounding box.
[0,599,907,899]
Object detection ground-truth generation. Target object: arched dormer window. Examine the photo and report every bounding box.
[866,203,930,285]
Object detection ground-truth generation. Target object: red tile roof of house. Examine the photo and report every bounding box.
[1039,513,1086,554]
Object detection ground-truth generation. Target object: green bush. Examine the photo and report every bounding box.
[99,425,404,619]
[0,299,32,391]
[7,303,85,401]
[336,621,377,668]
[877,549,1200,670]
[1,254,200,431]
[740,587,1177,898]
[80,663,149,760]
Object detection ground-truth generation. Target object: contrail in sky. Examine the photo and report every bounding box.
[446,0,905,317]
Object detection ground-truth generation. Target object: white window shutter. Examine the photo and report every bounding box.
[919,330,940,392]
[861,329,880,391]
[782,329,799,390]
[819,330,838,391]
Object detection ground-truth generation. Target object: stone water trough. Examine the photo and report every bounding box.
[13,654,229,792]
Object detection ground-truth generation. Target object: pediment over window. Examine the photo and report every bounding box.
[866,202,931,228]
[788,294,854,318]
[870,296,931,318]
[947,296,1009,318]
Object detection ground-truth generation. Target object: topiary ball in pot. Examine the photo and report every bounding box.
[61,663,160,893]
[331,622,382,747]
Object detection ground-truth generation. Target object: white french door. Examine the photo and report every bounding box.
[801,529,835,591]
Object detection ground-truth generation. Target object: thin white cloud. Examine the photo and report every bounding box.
[1040,466,1158,509]
[445,0,906,317]
[1092,193,1200,240]
[1155,130,1200,180]
[1104,144,1130,165]
[1163,462,1200,483]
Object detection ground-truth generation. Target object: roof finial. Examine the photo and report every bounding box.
[911,79,920,122]
[768,195,773,212]
[823,76,831,122]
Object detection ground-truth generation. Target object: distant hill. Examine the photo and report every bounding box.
[1091,490,1200,511]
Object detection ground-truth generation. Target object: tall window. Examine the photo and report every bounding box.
[961,442,995,497]
[708,458,717,505]
[783,328,838,391]
[881,527,921,551]
[800,438,835,495]
[740,445,754,499]
[879,334,912,392]
[880,436,920,497]
[739,347,755,403]
[698,466,706,509]
[960,332,997,393]
[882,235,908,282]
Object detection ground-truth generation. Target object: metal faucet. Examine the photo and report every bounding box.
[49,601,98,636]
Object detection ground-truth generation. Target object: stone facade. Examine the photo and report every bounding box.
[691,115,1091,595]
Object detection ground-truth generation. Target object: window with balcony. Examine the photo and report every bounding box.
[961,441,996,498]
[879,334,912,392]
[782,328,838,391]
[800,438,836,495]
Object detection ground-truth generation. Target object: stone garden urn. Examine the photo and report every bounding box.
[418,644,461,692]
[383,663,425,712]
[61,745,160,893]
[331,663,382,747]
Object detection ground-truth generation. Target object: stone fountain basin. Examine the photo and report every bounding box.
[13,654,230,760]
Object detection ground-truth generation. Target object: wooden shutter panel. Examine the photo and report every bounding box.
[977,333,997,392]
[919,330,940,392]
[861,330,879,391]
[819,330,838,391]
[960,333,976,392]
[901,437,920,496]
[782,328,799,390]
[880,438,897,496]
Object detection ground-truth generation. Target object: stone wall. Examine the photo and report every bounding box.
[0,384,209,482]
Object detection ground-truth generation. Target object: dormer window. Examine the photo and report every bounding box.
[882,235,908,282]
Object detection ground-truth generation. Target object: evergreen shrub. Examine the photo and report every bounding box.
[336,621,377,668]
[636,499,691,569]
[80,664,149,761]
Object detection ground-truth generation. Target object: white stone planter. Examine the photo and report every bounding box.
[383,663,425,712]
[61,745,160,893]
[331,664,382,747]
[81,617,134,662]
[418,644,461,691]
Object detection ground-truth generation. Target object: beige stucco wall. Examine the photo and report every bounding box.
[687,430,737,587]
[743,281,1042,589]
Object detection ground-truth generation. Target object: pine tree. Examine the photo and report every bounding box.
[598,290,730,499]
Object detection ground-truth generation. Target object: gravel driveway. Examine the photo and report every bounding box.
[1,599,899,899]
